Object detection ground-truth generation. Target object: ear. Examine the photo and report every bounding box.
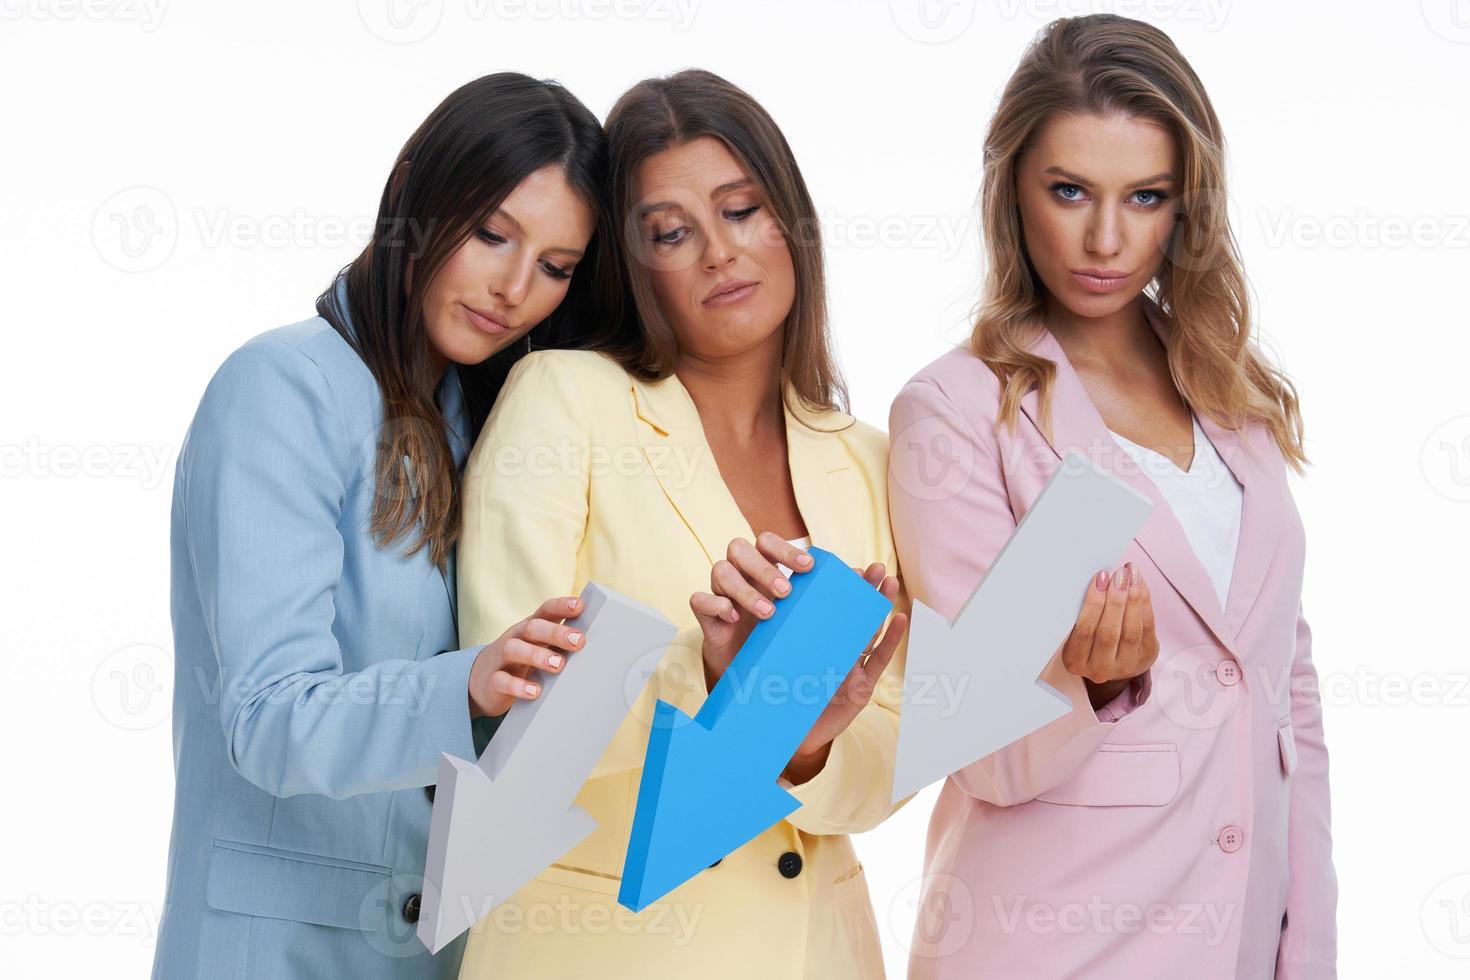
[389,159,411,210]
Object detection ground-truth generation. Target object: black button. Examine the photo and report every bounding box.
[403,893,421,923]
[707,858,722,869]
[777,851,802,879]
[425,784,435,803]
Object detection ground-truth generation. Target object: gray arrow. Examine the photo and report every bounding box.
[418,582,677,953]
[891,451,1154,803]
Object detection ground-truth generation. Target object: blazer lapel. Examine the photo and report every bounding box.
[1196,410,1275,640]
[1018,300,1273,658]
[631,372,857,565]
[784,397,859,561]
[439,365,472,625]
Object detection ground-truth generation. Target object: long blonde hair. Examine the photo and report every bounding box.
[972,14,1307,471]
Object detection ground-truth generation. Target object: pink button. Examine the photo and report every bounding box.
[1218,826,1244,853]
[1216,660,1241,686]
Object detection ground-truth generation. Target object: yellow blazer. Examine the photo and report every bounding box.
[455,349,907,979]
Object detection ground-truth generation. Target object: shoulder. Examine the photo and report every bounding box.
[892,346,1004,425]
[503,348,632,400]
[832,413,890,469]
[208,315,372,408]
[187,315,373,464]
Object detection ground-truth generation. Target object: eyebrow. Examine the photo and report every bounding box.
[636,178,755,220]
[487,206,584,260]
[1043,166,1176,190]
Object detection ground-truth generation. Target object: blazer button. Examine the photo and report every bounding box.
[403,893,422,923]
[777,852,803,879]
[1217,826,1245,854]
[425,784,435,803]
[1216,660,1241,686]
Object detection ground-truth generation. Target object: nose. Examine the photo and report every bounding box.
[1085,203,1124,258]
[496,253,536,307]
[701,222,737,271]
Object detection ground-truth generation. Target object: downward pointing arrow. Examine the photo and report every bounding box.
[619,547,892,912]
[890,452,1155,803]
[417,583,677,953]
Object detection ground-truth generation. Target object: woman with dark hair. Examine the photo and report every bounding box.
[890,15,1336,978]
[455,68,907,979]
[152,72,619,980]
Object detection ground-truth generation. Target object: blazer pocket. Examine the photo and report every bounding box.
[1277,718,1298,776]
[1034,742,1180,807]
[205,839,392,930]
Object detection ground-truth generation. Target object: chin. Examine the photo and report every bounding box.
[1055,286,1139,321]
[429,336,491,367]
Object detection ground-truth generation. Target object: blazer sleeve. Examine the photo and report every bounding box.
[784,572,912,835]
[457,352,710,781]
[1275,600,1338,978]
[179,341,482,800]
[887,376,1149,807]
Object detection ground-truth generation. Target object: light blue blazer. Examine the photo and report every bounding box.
[152,284,498,979]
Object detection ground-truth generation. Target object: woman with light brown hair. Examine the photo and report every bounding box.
[456,69,908,978]
[889,14,1336,978]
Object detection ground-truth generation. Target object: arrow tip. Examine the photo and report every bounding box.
[620,703,801,911]
[418,754,598,953]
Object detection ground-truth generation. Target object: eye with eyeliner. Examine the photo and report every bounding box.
[650,223,688,246]
[476,226,575,281]
[1048,182,1170,209]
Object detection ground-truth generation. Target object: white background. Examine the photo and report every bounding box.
[3,0,1468,976]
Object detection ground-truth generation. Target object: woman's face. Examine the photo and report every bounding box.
[630,136,796,363]
[419,163,596,367]
[1015,112,1181,320]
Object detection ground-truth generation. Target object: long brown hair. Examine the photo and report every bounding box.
[592,68,849,419]
[317,72,622,568]
[973,14,1308,470]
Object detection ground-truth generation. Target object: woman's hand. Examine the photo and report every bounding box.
[467,595,587,719]
[690,532,816,692]
[1061,562,1159,710]
[689,533,908,786]
[783,562,906,785]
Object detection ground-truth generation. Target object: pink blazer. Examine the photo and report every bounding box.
[887,304,1336,979]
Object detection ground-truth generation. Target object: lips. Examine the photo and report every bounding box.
[463,303,512,335]
[1069,268,1131,294]
[702,279,759,306]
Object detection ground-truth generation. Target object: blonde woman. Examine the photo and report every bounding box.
[889,15,1336,979]
[456,70,908,979]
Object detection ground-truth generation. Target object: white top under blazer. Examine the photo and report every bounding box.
[1107,413,1244,609]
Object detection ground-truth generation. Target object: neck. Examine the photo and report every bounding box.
[1042,294,1160,371]
[674,338,785,441]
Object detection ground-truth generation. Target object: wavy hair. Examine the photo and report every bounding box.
[972,14,1307,470]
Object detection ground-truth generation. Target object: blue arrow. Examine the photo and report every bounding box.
[618,546,893,911]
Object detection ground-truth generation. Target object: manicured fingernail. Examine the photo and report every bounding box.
[1113,566,1130,590]
[548,654,564,669]
[525,682,540,696]
[568,632,583,646]
[1094,571,1110,592]
[797,553,813,566]
[774,579,790,595]
[757,599,774,616]
[566,598,578,611]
